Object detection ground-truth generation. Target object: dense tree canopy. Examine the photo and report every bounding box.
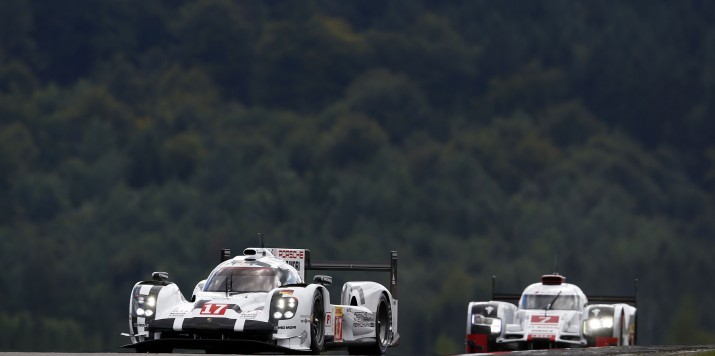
[2,0,715,353]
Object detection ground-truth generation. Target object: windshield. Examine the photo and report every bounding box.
[203,267,286,293]
[520,294,580,310]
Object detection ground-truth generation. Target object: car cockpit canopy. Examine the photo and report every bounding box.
[204,263,301,293]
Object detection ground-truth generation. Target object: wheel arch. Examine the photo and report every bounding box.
[341,281,390,312]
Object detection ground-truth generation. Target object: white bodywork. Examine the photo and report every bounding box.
[465,275,636,353]
[125,247,399,354]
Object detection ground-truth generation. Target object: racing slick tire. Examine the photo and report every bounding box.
[619,311,625,346]
[629,312,637,345]
[310,291,326,354]
[349,293,391,355]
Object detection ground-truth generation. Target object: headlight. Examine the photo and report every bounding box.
[133,291,157,318]
[490,319,502,334]
[585,316,614,333]
[472,314,502,334]
[271,296,298,320]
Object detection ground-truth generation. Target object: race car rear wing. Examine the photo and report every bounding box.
[306,250,399,299]
[490,275,638,307]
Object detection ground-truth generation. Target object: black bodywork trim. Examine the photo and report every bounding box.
[305,250,398,298]
[149,317,275,333]
[122,338,298,354]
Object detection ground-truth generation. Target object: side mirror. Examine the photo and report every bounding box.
[152,271,170,283]
[313,275,332,286]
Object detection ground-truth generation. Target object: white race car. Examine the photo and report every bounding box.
[123,246,399,354]
[465,274,636,353]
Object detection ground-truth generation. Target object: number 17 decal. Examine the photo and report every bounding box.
[200,303,229,315]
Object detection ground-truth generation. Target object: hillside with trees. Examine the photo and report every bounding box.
[1,1,715,354]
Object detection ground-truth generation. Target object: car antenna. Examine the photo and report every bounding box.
[553,253,558,274]
[258,232,265,248]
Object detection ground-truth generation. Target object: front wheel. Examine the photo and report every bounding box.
[310,291,325,354]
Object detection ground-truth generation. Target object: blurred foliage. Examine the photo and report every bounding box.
[1,0,715,353]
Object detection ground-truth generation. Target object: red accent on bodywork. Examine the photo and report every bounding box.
[541,274,565,285]
[596,336,619,346]
[527,334,556,342]
[530,315,560,324]
[466,333,488,353]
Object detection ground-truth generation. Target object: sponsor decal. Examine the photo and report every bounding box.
[529,334,556,341]
[528,315,559,338]
[240,311,259,320]
[334,307,343,342]
[276,250,305,259]
[325,312,333,327]
[279,289,294,296]
[274,249,305,277]
[200,303,229,315]
[353,311,375,328]
[287,261,301,270]
[277,325,298,330]
[530,315,559,324]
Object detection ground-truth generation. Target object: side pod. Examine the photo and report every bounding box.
[466,301,515,353]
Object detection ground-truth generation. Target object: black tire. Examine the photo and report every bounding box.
[310,291,325,354]
[135,346,171,353]
[630,312,637,345]
[619,311,626,346]
[349,293,391,355]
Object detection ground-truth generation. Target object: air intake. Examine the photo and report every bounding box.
[541,274,565,285]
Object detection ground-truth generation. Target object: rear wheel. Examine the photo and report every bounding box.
[310,291,325,354]
[629,312,637,345]
[619,311,626,346]
[349,293,391,355]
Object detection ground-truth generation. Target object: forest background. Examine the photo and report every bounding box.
[2,1,715,354]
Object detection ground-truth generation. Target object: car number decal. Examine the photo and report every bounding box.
[530,315,559,324]
[200,303,229,315]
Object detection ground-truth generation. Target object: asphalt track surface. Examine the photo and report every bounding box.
[1,346,715,356]
[457,345,715,355]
